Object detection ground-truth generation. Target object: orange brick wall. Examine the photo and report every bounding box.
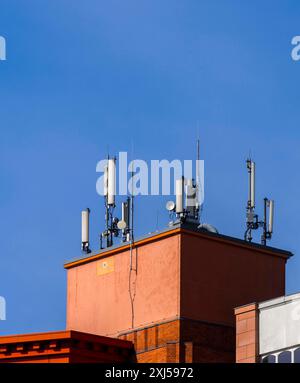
[235,304,259,363]
[119,318,235,363]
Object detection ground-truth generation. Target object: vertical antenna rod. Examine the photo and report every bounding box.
[81,208,91,253]
[268,200,274,234]
[262,198,268,246]
[175,177,184,215]
[102,156,118,248]
[250,161,255,208]
[247,159,255,209]
[196,138,201,221]
[245,159,258,242]
[261,198,274,245]
[107,158,116,206]
[120,198,131,242]
[186,178,197,218]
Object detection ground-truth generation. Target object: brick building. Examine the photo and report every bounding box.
[64,222,291,363]
[0,222,292,363]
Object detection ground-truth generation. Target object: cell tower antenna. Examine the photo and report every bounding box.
[165,135,202,225]
[244,159,274,245]
[81,208,91,253]
[100,155,120,249]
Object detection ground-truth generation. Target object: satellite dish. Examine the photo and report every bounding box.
[117,220,127,230]
[166,201,176,212]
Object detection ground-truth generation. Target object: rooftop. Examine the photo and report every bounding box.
[65,222,293,269]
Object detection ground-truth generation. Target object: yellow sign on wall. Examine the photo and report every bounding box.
[97,257,114,276]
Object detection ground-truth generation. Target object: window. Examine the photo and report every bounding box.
[261,346,300,363]
[294,348,300,363]
[262,354,276,363]
[278,351,292,363]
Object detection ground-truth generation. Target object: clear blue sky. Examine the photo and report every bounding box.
[1,0,300,334]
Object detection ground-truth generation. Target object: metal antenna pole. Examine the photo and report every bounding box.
[245,159,253,242]
[196,137,201,222]
[244,159,273,246]
[106,155,110,248]
[245,159,259,242]
[261,198,268,246]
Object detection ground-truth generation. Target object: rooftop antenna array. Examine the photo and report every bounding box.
[79,148,275,253]
[244,159,274,246]
[80,154,133,254]
[100,156,119,248]
[166,176,200,223]
[100,155,133,249]
[166,140,201,224]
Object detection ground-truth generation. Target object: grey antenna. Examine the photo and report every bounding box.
[184,138,201,223]
[195,138,201,221]
[245,159,258,242]
[185,178,197,218]
[261,198,274,245]
[118,197,131,242]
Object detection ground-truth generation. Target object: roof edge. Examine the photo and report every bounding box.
[64,224,293,270]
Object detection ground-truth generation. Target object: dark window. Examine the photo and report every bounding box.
[294,348,300,363]
[262,354,276,363]
[278,351,292,363]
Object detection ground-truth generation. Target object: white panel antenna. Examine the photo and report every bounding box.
[81,208,91,253]
[176,177,184,214]
[250,161,255,208]
[186,178,197,208]
[268,200,274,234]
[107,158,116,206]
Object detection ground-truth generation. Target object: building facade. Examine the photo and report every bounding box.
[65,223,291,363]
[235,292,300,363]
[0,222,293,363]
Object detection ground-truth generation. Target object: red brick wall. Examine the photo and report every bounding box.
[119,318,235,363]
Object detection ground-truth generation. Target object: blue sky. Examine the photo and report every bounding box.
[1,0,300,334]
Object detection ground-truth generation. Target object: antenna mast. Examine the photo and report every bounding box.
[196,138,201,222]
[244,159,274,245]
[100,155,120,249]
[165,139,201,225]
